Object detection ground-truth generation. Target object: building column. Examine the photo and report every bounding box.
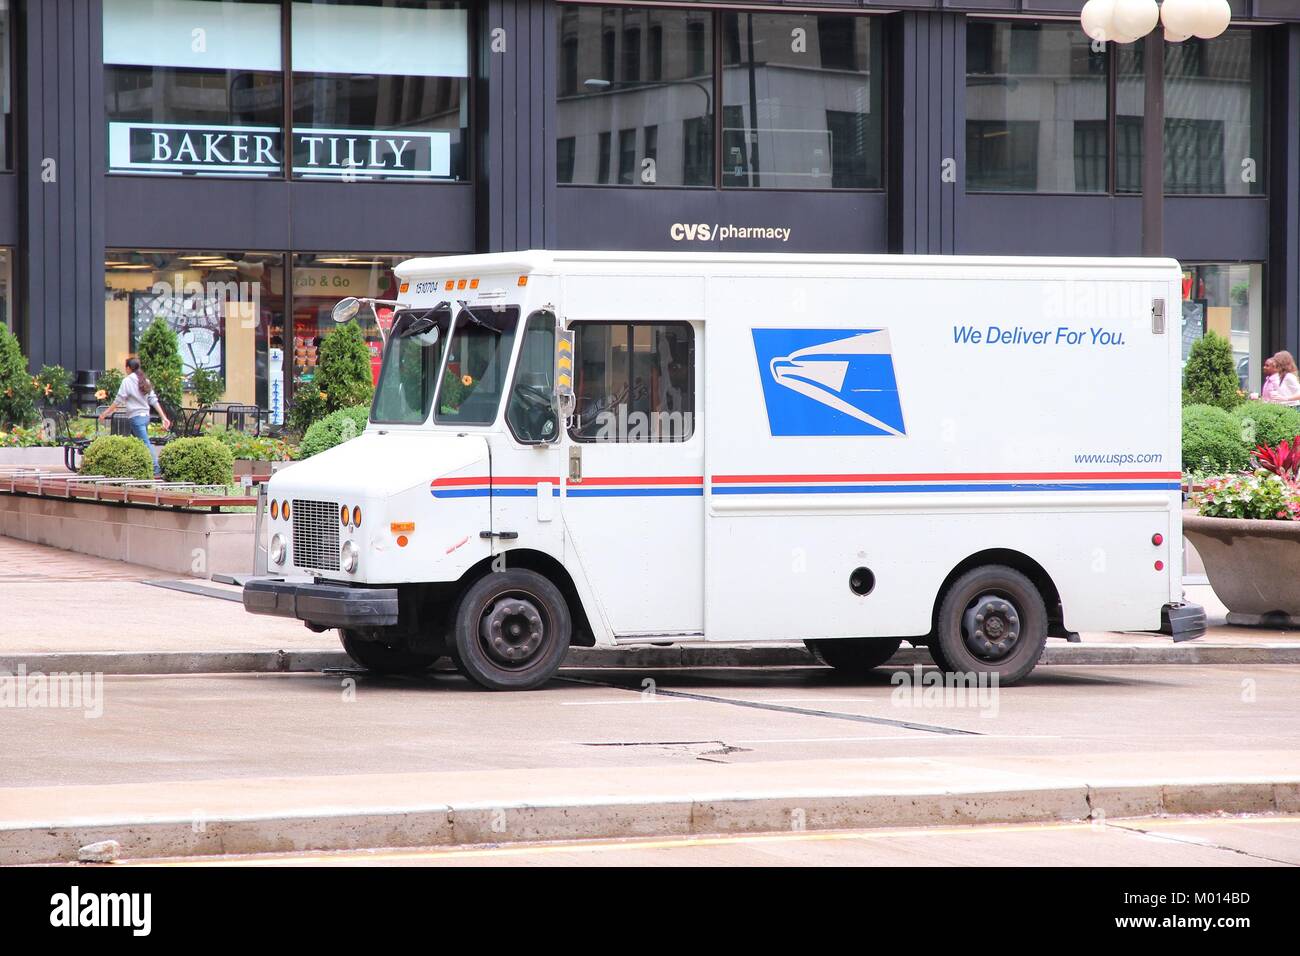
[17,0,106,371]
[1268,23,1300,358]
[887,10,964,255]
[476,0,553,253]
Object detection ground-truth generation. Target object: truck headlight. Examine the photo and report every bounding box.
[341,539,359,574]
[270,533,286,567]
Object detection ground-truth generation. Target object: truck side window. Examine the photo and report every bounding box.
[434,307,520,426]
[506,313,558,443]
[569,322,694,442]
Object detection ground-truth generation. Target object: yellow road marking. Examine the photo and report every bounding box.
[138,814,1300,867]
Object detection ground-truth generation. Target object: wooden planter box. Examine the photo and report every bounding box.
[1183,513,1300,627]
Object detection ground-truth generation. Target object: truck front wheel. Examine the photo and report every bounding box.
[451,569,572,691]
[339,630,441,676]
[806,637,902,673]
[932,565,1047,686]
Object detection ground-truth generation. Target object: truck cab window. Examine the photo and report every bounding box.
[570,322,694,442]
[371,305,452,425]
[506,313,559,443]
[434,306,521,425]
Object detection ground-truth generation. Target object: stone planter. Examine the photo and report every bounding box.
[1183,513,1300,627]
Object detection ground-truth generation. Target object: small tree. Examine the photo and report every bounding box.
[96,368,124,405]
[137,318,184,414]
[190,367,224,408]
[0,325,37,428]
[315,322,374,411]
[1183,331,1242,411]
[34,365,72,407]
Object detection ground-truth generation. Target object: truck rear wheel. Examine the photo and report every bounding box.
[451,569,572,691]
[806,637,902,673]
[339,630,441,676]
[932,565,1047,685]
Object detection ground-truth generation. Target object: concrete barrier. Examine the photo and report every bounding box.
[0,494,254,578]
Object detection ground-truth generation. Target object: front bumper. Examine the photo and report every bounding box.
[1159,602,1207,643]
[243,577,399,629]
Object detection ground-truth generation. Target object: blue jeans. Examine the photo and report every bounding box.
[129,416,160,476]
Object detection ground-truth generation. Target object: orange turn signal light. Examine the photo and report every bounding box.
[517,275,528,287]
[398,281,409,293]
[396,535,409,548]
[282,500,290,520]
[270,499,279,520]
[391,521,415,534]
[352,505,362,527]
[340,504,350,527]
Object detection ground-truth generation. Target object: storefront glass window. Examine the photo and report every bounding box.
[290,252,417,406]
[1117,29,1267,195]
[1180,263,1264,393]
[720,13,882,189]
[556,5,714,186]
[0,248,13,332]
[104,0,285,176]
[291,1,470,181]
[1,1,12,171]
[103,250,286,414]
[965,21,1108,193]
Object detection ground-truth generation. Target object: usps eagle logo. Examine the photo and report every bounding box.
[751,328,906,437]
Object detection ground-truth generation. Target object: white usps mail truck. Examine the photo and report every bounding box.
[244,251,1204,689]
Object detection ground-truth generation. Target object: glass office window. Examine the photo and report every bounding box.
[966,21,1107,193]
[1,1,11,171]
[104,251,286,415]
[720,13,882,189]
[556,5,714,186]
[291,1,470,181]
[1180,263,1264,393]
[1117,29,1267,195]
[104,0,284,176]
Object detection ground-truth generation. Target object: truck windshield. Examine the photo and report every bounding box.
[433,306,520,425]
[371,304,452,424]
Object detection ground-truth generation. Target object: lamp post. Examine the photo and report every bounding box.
[1079,0,1232,257]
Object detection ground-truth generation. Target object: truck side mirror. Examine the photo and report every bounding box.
[555,328,575,422]
[332,297,361,324]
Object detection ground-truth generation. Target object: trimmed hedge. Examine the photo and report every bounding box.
[1182,331,1242,411]
[1230,401,1300,451]
[1183,404,1251,473]
[300,405,369,459]
[82,435,153,480]
[159,436,234,485]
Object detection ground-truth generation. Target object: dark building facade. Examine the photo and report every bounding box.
[0,0,1296,417]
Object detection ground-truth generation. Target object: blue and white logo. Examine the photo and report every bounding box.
[751,328,906,437]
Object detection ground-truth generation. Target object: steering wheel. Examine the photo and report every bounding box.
[512,383,557,440]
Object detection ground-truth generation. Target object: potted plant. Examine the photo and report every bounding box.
[1184,438,1300,626]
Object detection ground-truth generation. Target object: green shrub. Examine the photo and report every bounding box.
[287,379,327,434]
[1183,404,1250,473]
[211,428,297,462]
[34,365,72,406]
[82,435,153,480]
[160,436,234,485]
[137,318,184,413]
[1183,332,1242,410]
[0,324,37,428]
[316,323,374,411]
[1230,401,1300,451]
[300,405,369,459]
[190,367,224,407]
[97,368,124,404]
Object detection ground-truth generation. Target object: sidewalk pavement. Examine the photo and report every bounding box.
[3,750,1296,864]
[2,536,1298,668]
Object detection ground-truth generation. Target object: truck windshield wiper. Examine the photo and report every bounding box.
[455,302,513,334]
[394,301,450,339]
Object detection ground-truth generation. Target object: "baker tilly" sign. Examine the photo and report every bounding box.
[108,122,451,179]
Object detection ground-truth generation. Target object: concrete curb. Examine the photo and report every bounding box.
[4,642,1300,676]
[5,778,1298,865]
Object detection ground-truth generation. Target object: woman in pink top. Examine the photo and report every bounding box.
[1271,351,1300,407]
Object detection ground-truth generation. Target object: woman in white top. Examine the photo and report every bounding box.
[1269,351,1300,407]
[97,357,172,475]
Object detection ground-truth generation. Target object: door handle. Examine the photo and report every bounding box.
[568,444,582,483]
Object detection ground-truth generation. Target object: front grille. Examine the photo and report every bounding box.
[292,499,340,571]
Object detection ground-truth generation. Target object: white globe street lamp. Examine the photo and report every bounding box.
[1079,0,1232,256]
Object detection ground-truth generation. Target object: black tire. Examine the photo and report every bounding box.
[339,629,440,675]
[451,569,572,690]
[932,565,1047,686]
[806,637,902,673]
